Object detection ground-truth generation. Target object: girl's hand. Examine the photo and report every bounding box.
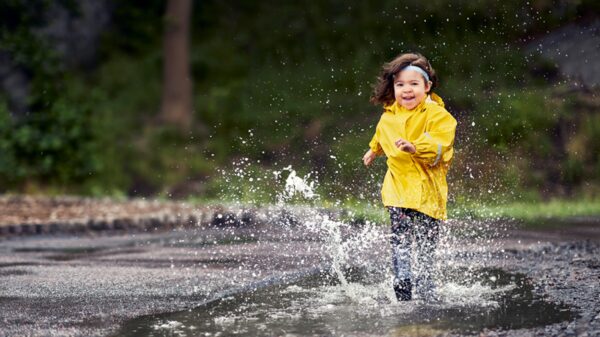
[363,149,377,166]
[395,138,416,153]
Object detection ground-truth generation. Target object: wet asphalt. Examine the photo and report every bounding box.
[0,220,599,337]
[0,225,327,337]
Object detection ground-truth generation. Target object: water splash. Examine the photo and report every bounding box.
[271,167,388,288]
[216,162,510,306]
[274,165,318,203]
[111,166,572,336]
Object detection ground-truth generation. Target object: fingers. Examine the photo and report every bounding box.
[363,153,374,166]
[395,138,416,153]
[363,149,372,162]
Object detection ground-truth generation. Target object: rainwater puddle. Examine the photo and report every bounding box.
[114,268,573,336]
[13,246,105,254]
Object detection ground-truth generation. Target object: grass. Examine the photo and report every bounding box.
[181,166,600,228]
[336,199,389,225]
[331,198,600,227]
[186,193,600,228]
[450,198,600,227]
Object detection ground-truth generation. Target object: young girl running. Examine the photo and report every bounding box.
[363,53,457,301]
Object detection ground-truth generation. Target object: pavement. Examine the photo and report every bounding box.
[0,211,599,337]
[0,224,328,337]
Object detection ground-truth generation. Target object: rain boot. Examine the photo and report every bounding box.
[394,278,412,301]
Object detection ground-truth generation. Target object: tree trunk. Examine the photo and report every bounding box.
[160,0,193,131]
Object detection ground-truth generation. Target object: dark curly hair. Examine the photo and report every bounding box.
[370,52,438,106]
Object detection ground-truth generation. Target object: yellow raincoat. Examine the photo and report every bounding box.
[368,93,457,220]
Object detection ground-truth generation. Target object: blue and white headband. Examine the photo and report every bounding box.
[402,65,430,83]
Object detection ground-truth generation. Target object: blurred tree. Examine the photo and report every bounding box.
[160,0,193,131]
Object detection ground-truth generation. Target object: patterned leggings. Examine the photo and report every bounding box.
[388,207,441,295]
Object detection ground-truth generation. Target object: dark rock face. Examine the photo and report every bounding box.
[0,52,30,116]
[33,0,113,69]
[0,0,113,116]
[526,20,600,89]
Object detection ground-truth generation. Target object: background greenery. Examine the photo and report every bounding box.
[1,0,599,220]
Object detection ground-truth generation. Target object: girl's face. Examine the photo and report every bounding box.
[393,69,432,110]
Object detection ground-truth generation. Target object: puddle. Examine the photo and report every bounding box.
[113,268,573,336]
[13,246,105,254]
[46,247,144,261]
[130,228,261,249]
[12,246,147,261]
[0,269,31,277]
[0,262,41,268]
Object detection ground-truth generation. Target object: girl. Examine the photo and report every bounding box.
[363,53,457,301]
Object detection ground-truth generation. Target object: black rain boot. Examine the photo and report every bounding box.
[394,278,412,301]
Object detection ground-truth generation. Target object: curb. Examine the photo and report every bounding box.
[0,201,348,239]
[0,206,263,238]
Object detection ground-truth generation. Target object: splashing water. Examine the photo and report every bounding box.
[113,165,573,337]
[273,167,386,288]
[272,165,319,204]
[269,167,510,307]
[218,162,511,304]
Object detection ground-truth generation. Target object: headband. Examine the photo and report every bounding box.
[402,65,430,83]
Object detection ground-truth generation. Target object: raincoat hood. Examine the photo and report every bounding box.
[384,92,445,115]
[426,92,445,108]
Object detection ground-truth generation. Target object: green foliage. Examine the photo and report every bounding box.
[0,77,131,194]
[103,0,164,53]
[474,89,565,151]
[0,103,19,177]
[1,0,599,205]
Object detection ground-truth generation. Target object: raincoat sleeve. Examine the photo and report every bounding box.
[412,108,457,166]
[369,109,391,156]
[368,126,384,156]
